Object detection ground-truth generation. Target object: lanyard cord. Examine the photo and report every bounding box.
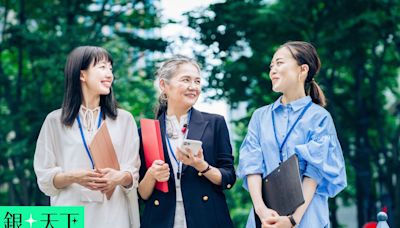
[272,101,312,163]
[165,109,192,179]
[77,110,102,169]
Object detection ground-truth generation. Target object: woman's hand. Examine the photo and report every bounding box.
[255,205,279,225]
[176,147,206,170]
[138,160,169,200]
[262,216,293,228]
[96,168,128,193]
[148,160,170,182]
[70,169,106,191]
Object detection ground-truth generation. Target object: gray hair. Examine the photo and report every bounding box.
[154,55,201,118]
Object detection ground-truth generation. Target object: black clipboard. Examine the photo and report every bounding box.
[255,154,304,227]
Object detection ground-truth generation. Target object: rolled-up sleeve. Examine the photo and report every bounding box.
[119,114,141,192]
[295,115,347,197]
[215,115,236,191]
[237,109,266,190]
[34,116,63,197]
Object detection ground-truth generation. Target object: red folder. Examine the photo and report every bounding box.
[140,119,169,193]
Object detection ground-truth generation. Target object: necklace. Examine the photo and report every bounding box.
[166,116,189,139]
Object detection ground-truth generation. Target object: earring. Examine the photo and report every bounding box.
[161,92,168,101]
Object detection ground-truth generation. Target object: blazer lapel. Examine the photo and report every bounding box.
[159,113,176,188]
[182,108,209,173]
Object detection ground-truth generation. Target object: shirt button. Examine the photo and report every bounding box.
[202,196,209,201]
[154,200,160,206]
[227,184,232,189]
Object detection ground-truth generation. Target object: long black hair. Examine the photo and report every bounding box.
[61,46,118,126]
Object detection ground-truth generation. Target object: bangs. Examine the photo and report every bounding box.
[90,47,113,66]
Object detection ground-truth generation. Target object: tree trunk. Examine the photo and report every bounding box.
[353,62,371,228]
[10,0,29,206]
[393,117,400,228]
[329,198,339,228]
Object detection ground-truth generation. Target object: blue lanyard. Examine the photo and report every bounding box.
[272,101,312,163]
[77,110,102,169]
[165,109,192,179]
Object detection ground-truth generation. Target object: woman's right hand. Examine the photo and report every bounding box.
[255,204,279,223]
[70,169,106,191]
[138,160,170,200]
[148,160,170,182]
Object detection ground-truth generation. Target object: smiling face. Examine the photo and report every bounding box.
[161,63,201,110]
[80,58,113,96]
[269,47,306,94]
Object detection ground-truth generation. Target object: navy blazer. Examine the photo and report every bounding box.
[139,108,236,228]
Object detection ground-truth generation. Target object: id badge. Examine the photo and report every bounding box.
[80,188,104,203]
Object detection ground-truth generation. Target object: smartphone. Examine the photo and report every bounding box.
[180,139,202,156]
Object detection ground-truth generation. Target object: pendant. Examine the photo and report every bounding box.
[166,123,179,139]
[182,124,188,134]
[167,130,178,139]
[166,120,173,138]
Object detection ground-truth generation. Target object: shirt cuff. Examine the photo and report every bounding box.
[303,164,323,184]
[219,168,235,190]
[120,169,138,193]
[38,167,63,197]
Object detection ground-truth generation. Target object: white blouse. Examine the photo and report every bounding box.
[165,114,188,228]
[34,107,140,228]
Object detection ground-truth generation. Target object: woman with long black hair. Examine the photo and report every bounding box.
[34,46,140,228]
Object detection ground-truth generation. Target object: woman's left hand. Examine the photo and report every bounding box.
[262,216,293,228]
[97,168,126,193]
[176,147,207,171]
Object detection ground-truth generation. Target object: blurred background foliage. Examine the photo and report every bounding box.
[0,0,399,228]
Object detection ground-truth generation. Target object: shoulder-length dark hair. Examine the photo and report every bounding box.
[61,46,118,126]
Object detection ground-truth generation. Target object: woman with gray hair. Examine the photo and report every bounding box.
[138,55,235,228]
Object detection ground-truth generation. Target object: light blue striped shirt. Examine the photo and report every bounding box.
[237,96,347,228]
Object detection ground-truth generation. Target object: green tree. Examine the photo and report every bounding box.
[0,0,166,206]
[188,0,400,227]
